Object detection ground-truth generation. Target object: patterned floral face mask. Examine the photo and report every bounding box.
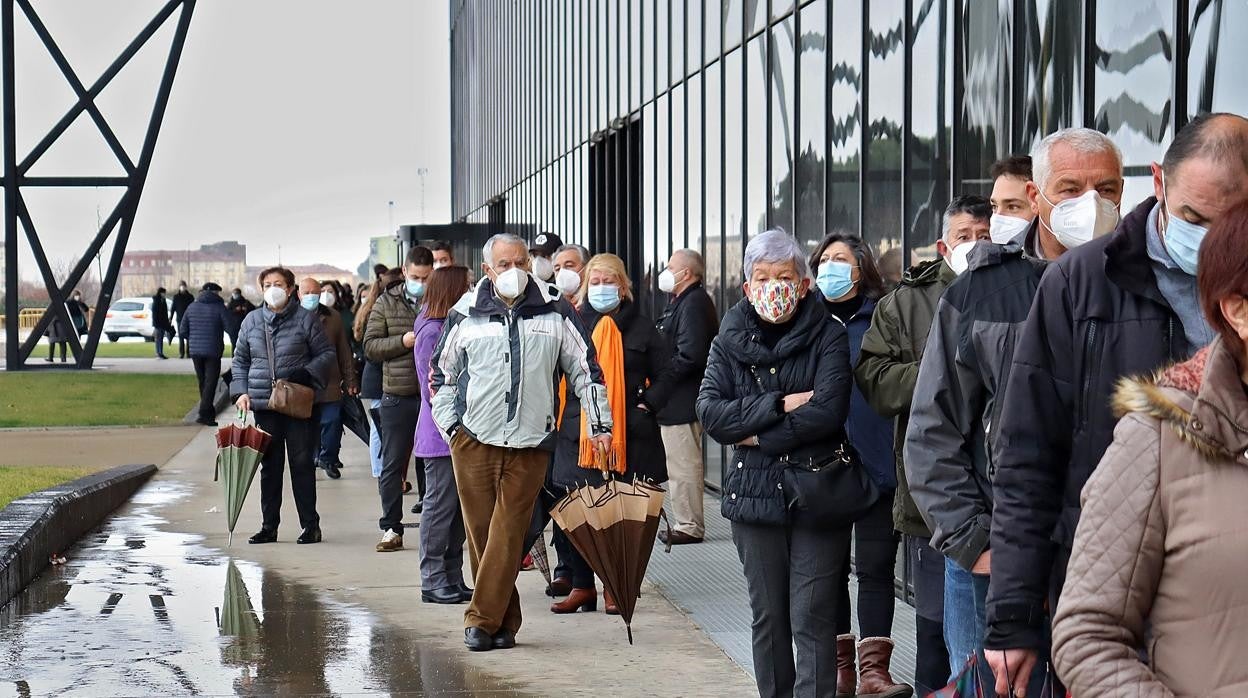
[748,279,801,323]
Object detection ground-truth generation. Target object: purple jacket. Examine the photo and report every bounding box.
[413,312,450,458]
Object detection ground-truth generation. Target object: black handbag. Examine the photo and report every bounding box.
[781,440,880,529]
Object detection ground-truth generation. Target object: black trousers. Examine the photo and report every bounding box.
[192,356,221,421]
[254,409,319,531]
[734,520,852,698]
[48,341,67,361]
[835,493,901,638]
[378,392,420,534]
[908,534,951,695]
[178,332,189,358]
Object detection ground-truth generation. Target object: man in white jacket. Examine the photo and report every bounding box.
[430,233,612,653]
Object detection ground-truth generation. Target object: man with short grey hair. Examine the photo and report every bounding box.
[984,113,1248,697]
[654,248,719,545]
[431,233,612,652]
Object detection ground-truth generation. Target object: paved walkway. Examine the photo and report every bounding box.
[0,426,198,470]
[156,418,759,696]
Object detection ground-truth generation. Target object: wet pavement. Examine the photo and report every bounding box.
[0,481,531,697]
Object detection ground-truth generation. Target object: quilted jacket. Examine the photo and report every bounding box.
[229,301,334,411]
[363,282,421,397]
[1052,337,1248,697]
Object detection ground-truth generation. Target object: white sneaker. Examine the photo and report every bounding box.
[376,530,403,552]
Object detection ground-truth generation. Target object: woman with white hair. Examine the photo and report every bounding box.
[697,229,856,697]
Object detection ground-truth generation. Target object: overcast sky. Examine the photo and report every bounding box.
[10,0,449,278]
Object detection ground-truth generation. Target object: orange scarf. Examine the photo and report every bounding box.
[579,315,627,474]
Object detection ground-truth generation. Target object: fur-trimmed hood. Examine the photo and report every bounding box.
[1113,337,1248,464]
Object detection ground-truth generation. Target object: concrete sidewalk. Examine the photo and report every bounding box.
[157,418,757,697]
[1,426,198,470]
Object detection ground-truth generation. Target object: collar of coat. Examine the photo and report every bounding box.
[719,292,830,364]
[581,297,640,333]
[468,273,561,318]
[900,257,956,288]
[1113,336,1248,464]
[1104,196,1169,308]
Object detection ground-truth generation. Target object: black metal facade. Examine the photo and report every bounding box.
[450,0,1245,489]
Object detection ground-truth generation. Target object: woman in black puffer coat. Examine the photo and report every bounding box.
[697,230,853,698]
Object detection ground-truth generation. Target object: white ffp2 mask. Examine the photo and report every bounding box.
[493,268,529,300]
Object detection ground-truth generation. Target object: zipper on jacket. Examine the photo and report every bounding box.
[1080,320,1100,426]
[1166,315,1176,359]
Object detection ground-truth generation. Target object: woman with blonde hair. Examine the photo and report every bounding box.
[549,253,671,615]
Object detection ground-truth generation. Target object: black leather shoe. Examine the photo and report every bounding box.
[491,630,517,650]
[464,627,492,652]
[324,462,341,479]
[456,583,474,602]
[248,529,277,544]
[196,418,219,427]
[410,499,423,514]
[296,527,322,544]
[422,587,463,604]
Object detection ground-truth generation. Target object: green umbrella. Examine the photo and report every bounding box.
[218,559,261,667]
[215,412,271,546]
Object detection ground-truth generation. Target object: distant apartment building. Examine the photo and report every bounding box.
[118,241,248,298]
[244,264,358,295]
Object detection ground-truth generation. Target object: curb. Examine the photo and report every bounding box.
[181,368,231,425]
[0,463,158,608]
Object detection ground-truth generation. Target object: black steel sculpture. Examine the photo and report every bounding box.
[2,0,195,370]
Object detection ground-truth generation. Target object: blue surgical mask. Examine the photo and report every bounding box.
[587,284,621,313]
[300,295,319,311]
[816,261,856,301]
[405,279,425,299]
[1162,173,1208,276]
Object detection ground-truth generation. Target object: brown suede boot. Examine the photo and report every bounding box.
[857,637,914,698]
[549,588,597,614]
[836,634,857,698]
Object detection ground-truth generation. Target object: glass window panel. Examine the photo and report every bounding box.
[774,0,795,21]
[704,59,723,305]
[630,0,642,110]
[796,0,827,242]
[723,48,745,312]
[1018,0,1083,151]
[671,0,684,84]
[1095,0,1173,206]
[608,0,619,120]
[687,74,703,252]
[686,0,702,76]
[910,0,954,260]
[746,0,766,35]
[828,0,861,236]
[746,36,767,235]
[864,0,903,255]
[725,0,743,52]
[1189,2,1248,119]
[657,0,670,90]
[599,0,609,130]
[769,18,797,237]
[672,84,687,254]
[656,94,670,301]
[643,0,654,101]
[706,0,722,65]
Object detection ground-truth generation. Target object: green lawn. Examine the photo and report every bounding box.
[0,465,93,509]
[91,342,233,359]
[0,373,199,428]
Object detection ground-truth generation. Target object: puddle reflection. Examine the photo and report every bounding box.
[0,482,530,696]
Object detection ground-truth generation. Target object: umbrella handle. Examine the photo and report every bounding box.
[236,409,255,427]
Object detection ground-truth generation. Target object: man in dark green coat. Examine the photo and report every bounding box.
[854,195,991,694]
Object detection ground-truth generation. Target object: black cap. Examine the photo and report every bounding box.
[529,232,563,257]
[202,282,222,292]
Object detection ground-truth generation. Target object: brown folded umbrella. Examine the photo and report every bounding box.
[550,477,666,644]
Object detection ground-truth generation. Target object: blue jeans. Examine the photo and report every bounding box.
[945,558,1051,696]
[316,400,343,464]
[368,400,383,477]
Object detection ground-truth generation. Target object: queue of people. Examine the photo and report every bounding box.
[202,110,1248,698]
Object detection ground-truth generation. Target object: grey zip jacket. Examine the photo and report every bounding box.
[429,273,612,449]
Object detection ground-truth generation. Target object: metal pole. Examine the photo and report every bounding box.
[3,0,19,369]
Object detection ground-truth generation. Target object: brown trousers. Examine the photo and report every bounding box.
[450,432,549,635]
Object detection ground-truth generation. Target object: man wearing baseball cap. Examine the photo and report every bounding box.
[529,232,563,282]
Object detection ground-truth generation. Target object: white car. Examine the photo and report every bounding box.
[103,297,172,342]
